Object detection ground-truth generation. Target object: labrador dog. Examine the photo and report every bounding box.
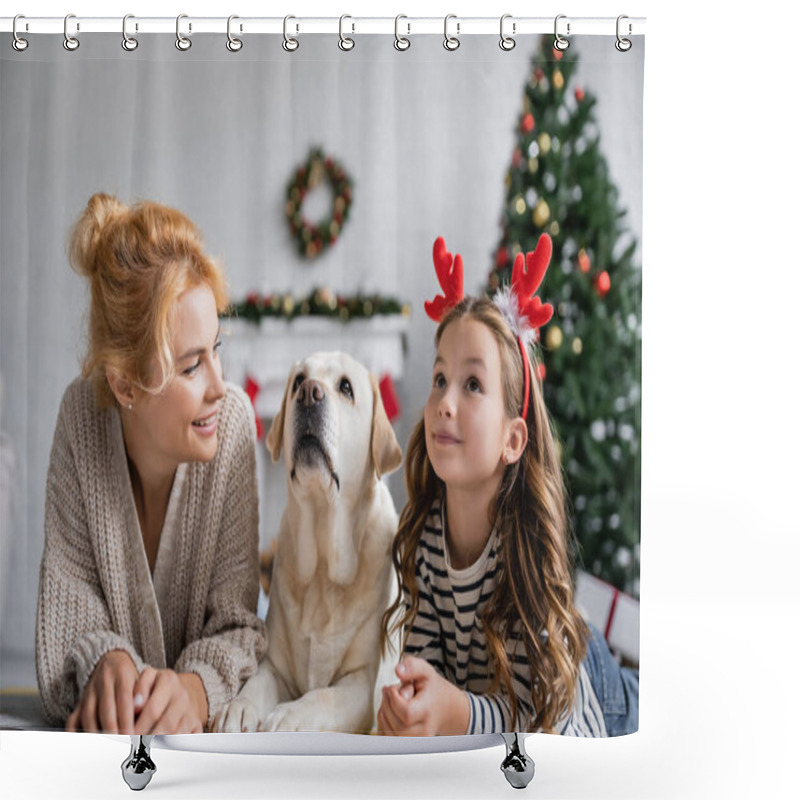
[213,352,402,733]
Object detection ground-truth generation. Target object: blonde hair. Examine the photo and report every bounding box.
[382,296,587,732]
[69,193,229,408]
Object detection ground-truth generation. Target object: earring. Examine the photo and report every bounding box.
[127,404,133,411]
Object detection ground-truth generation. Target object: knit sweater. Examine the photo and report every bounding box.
[35,377,268,728]
[403,501,606,736]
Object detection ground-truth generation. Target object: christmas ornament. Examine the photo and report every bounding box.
[596,270,611,297]
[545,325,563,350]
[533,199,550,227]
[572,337,583,355]
[575,86,585,102]
[285,147,353,260]
[522,113,535,133]
[553,69,564,91]
[538,132,552,155]
[578,248,591,273]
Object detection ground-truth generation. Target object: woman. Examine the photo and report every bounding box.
[35,193,267,735]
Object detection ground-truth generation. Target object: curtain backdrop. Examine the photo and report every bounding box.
[0,33,642,667]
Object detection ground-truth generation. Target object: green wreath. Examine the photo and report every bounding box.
[285,147,353,259]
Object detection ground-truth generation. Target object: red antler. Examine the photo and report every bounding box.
[424,236,464,322]
[511,233,554,330]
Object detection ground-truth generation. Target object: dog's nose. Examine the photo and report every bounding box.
[297,378,325,407]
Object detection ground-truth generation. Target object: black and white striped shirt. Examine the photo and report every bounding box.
[403,502,606,736]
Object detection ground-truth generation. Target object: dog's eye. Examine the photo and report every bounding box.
[338,377,354,401]
[292,373,305,395]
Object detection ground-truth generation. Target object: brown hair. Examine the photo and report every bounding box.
[69,193,229,407]
[382,296,587,732]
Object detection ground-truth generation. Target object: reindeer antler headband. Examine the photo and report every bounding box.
[424,234,554,421]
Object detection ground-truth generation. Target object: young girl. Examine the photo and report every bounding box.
[378,236,638,737]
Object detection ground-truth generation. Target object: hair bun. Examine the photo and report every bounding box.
[69,192,128,278]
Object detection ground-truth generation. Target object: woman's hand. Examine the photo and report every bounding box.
[132,668,207,734]
[66,649,139,733]
[377,656,470,736]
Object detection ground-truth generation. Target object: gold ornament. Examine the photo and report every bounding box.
[533,199,550,227]
[553,69,564,91]
[515,196,527,215]
[282,295,295,315]
[538,132,551,155]
[329,220,340,237]
[545,325,563,350]
[550,221,560,236]
[528,157,539,173]
[401,303,411,317]
[572,337,583,355]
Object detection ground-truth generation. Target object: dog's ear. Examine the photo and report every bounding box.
[266,369,293,462]
[370,374,403,479]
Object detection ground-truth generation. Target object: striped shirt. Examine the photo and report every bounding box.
[403,501,606,736]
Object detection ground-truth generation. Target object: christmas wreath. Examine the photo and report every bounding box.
[285,147,353,259]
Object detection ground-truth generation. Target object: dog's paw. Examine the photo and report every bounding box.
[263,699,315,732]
[212,699,263,733]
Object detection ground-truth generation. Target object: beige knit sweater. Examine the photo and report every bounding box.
[35,377,268,728]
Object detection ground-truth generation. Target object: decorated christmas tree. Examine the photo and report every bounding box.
[489,37,641,596]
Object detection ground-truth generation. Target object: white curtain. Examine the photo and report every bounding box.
[0,33,642,662]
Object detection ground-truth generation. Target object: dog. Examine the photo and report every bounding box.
[213,352,402,733]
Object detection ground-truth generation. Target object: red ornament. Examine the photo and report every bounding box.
[244,375,265,439]
[534,68,544,83]
[553,48,564,60]
[521,113,535,133]
[512,147,522,167]
[495,248,509,268]
[596,270,611,297]
[575,86,585,102]
[578,250,591,273]
[246,292,259,305]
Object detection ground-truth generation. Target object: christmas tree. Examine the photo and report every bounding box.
[489,37,641,596]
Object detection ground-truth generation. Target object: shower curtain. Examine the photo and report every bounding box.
[0,21,643,737]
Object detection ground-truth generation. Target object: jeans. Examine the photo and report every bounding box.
[583,623,639,736]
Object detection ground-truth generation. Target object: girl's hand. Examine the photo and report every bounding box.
[66,649,139,733]
[378,656,470,736]
[132,668,207,734]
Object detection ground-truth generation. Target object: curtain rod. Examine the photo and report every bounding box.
[1,16,645,37]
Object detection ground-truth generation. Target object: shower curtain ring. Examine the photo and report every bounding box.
[394,15,410,51]
[615,15,632,52]
[554,15,570,51]
[176,14,192,51]
[12,15,29,52]
[122,15,139,51]
[63,14,80,51]
[443,14,460,51]
[499,14,516,51]
[283,15,299,52]
[227,15,243,52]
[339,15,355,51]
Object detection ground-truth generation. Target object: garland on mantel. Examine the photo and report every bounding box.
[227,287,411,323]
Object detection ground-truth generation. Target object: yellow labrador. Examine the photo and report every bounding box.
[214,352,402,733]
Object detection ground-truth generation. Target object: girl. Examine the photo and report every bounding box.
[36,193,267,734]
[378,236,638,736]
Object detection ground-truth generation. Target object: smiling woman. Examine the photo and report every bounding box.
[35,193,267,735]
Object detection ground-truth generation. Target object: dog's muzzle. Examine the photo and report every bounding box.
[291,379,340,492]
